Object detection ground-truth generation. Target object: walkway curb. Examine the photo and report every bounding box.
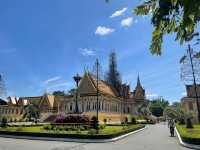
[0,126,147,143]
[175,127,200,150]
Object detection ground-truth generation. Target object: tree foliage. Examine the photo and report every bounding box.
[135,0,200,55]
[106,52,122,96]
[149,99,169,117]
[52,91,66,96]
[67,88,76,95]
[138,104,151,117]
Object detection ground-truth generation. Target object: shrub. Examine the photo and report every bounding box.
[99,125,105,130]
[125,117,128,124]
[131,117,137,124]
[178,118,185,125]
[14,118,17,122]
[88,129,96,135]
[43,125,51,130]
[16,127,23,132]
[103,118,107,125]
[91,116,98,129]
[9,118,13,123]
[1,117,7,128]
[76,129,81,134]
[186,118,193,128]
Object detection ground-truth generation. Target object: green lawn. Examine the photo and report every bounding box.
[176,124,200,145]
[0,124,144,135]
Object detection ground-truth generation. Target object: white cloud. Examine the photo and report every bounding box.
[146,93,159,99]
[110,7,127,18]
[80,48,96,56]
[181,92,187,96]
[47,82,74,91]
[43,76,61,84]
[121,17,133,27]
[95,26,115,36]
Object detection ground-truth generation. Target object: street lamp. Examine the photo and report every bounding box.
[96,59,99,132]
[73,73,82,113]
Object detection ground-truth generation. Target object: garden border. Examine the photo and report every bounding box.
[175,127,200,150]
[0,126,146,143]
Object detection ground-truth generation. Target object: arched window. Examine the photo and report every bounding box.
[70,103,73,111]
[82,103,84,112]
[127,107,130,113]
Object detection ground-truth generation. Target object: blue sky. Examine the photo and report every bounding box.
[0,0,194,102]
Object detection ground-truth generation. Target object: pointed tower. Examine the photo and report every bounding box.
[133,74,145,100]
[137,74,142,87]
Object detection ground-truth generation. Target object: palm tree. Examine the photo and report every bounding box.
[23,104,40,123]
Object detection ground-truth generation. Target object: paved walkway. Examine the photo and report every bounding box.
[0,123,190,150]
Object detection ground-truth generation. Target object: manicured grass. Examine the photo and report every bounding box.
[0,124,144,139]
[176,124,200,145]
[0,124,143,135]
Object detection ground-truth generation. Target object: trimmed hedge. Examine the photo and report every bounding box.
[176,124,200,145]
[0,125,145,139]
[181,136,200,145]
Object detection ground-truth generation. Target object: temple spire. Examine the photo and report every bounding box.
[137,74,141,87]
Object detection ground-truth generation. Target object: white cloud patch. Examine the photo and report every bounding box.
[110,7,127,18]
[95,26,115,36]
[181,92,187,96]
[121,17,133,27]
[146,93,159,99]
[43,76,61,84]
[47,82,73,90]
[80,48,96,56]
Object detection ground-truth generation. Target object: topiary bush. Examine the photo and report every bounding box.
[1,117,7,128]
[125,117,128,124]
[186,118,193,128]
[91,116,98,129]
[131,117,137,124]
[103,118,107,125]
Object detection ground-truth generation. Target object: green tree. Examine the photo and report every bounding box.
[67,88,76,95]
[23,104,40,122]
[1,117,7,128]
[135,0,200,55]
[164,105,186,124]
[149,99,169,117]
[138,104,151,118]
[52,91,65,96]
[106,52,122,96]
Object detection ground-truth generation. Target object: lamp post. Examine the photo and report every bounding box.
[73,73,82,113]
[96,59,99,132]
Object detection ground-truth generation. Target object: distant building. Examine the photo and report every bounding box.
[0,72,148,123]
[181,84,200,123]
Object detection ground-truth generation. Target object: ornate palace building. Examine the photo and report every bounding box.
[181,84,200,123]
[0,71,148,123]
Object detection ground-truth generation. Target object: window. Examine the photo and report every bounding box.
[70,103,73,111]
